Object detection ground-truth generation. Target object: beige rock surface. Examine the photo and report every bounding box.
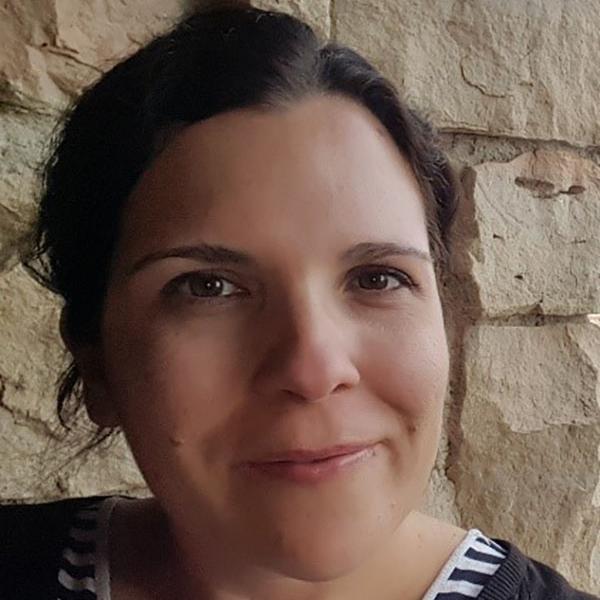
[0,409,146,502]
[251,0,330,38]
[182,1,330,38]
[0,263,144,501]
[0,0,184,111]
[460,150,600,317]
[334,0,600,146]
[422,404,460,525]
[0,264,63,426]
[0,111,55,268]
[453,322,600,590]
[0,0,328,112]
[422,458,460,525]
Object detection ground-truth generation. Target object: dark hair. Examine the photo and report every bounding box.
[24,6,458,438]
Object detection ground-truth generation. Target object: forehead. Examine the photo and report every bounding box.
[118,94,428,263]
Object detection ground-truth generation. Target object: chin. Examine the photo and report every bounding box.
[251,493,406,582]
[267,523,386,582]
[264,540,364,582]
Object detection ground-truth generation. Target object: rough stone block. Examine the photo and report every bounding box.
[0,264,145,500]
[0,406,146,501]
[251,0,330,38]
[0,264,63,425]
[0,112,55,268]
[0,1,329,112]
[452,323,600,590]
[0,0,184,110]
[461,151,600,317]
[334,0,600,146]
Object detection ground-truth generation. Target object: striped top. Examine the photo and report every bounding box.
[57,497,115,600]
[422,529,508,599]
[57,498,508,600]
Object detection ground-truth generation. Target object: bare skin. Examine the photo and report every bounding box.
[69,94,465,600]
[110,499,466,600]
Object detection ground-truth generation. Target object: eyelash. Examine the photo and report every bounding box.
[164,267,416,305]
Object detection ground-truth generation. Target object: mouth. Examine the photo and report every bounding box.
[239,443,378,484]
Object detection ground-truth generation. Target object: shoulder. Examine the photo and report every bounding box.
[485,538,599,600]
[0,495,105,552]
[0,494,103,521]
[0,495,109,600]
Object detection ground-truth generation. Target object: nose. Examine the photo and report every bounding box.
[251,293,361,403]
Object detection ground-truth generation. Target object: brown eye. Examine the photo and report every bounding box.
[353,269,413,292]
[188,275,228,297]
[168,273,244,300]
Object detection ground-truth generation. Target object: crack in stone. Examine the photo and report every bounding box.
[329,0,337,40]
[514,176,587,198]
[0,91,59,116]
[0,380,61,440]
[37,44,103,74]
[0,98,32,115]
[0,202,26,223]
[459,59,508,99]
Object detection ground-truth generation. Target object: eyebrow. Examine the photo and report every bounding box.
[340,241,432,264]
[127,241,432,276]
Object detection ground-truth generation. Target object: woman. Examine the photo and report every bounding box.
[1,5,596,600]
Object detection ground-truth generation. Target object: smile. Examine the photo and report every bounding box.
[240,443,377,484]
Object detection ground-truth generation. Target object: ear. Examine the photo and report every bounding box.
[59,308,120,429]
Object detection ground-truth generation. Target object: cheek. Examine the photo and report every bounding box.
[101,306,246,467]
[360,313,448,504]
[363,312,449,423]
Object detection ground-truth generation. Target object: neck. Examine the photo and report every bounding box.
[111,499,466,600]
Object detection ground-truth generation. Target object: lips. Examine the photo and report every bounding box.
[252,443,375,464]
[240,443,377,484]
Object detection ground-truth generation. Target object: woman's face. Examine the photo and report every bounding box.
[94,94,449,579]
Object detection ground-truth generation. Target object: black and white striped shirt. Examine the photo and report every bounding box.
[57,498,508,599]
[422,530,508,599]
[57,498,114,600]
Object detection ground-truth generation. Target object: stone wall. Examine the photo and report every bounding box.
[1,0,598,592]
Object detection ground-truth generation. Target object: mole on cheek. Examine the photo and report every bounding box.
[169,435,185,447]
